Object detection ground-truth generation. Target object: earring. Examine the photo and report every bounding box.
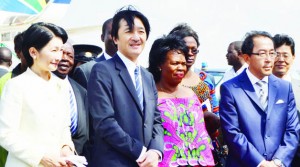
[159,68,162,71]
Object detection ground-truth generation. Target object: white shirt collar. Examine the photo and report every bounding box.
[246,68,269,85]
[0,65,10,71]
[236,63,249,75]
[103,51,112,60]
[117,51,141,87]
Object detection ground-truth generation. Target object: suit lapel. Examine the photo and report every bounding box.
[114,55,143,116]
[239,71,263,110]
[266,75,278,114]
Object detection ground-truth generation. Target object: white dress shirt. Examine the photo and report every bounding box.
[223,63,248,82]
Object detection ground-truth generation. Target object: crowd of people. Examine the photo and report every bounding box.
[0,5,299,167]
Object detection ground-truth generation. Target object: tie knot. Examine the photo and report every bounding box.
[256,80,266,87]
[135,66,140,75]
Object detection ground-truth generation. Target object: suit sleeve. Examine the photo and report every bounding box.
[147,75,164,154]
[88,64,144,160]
[73,67,88,89]
[219,83,265,166]
[272,83,300,167]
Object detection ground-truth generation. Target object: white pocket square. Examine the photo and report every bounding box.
[275,99,284,104]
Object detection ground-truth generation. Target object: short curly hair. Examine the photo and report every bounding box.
[148,34,189,83]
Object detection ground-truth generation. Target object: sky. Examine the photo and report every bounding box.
[2,0,300,70]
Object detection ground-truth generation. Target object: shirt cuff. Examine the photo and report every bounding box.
[136,146,147,162]
[257,160,265,167]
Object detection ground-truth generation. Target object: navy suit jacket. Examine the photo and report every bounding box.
[68,78,89,155]
[220,70,300,167]
[73,54,106,89]
[87,54,164,167]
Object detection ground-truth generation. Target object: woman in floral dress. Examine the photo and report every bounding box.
[149,34,214,167]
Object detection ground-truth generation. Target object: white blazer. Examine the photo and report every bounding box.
[0,68,74,167]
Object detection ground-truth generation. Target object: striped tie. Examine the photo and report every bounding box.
[256,80,268,110]
[69,89,77,136]
[134,67,143,111]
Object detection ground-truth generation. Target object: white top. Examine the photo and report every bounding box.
[0,68,74,167]
[222,63,248,82]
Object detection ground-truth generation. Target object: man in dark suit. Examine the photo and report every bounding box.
[53,42,89,156]
[220,31,300,167]
[88,6,164,167]
[0,47,12,78]
[72,18,117,89]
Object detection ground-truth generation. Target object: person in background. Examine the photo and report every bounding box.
[148,34,215,167]
[87,6,163,167]
[0,22,75,167]
[169,23,219,116]
[0,47,12,78]
[220,30,299,167]
[53,42,89,157]
[69,44,102,78]
[222,41,248,82]
[73,18,117,89]
[272,34,300,167]
[168,24,220,139]
[0,32,27,95]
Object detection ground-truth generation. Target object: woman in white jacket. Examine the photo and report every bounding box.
[0,22,74,167]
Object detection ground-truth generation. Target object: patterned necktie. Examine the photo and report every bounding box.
[256,80,268,110]
[69,89,77,136]
[134,67,144,111]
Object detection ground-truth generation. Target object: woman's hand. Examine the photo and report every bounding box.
[40,155,68,167]
[60,145,74,157]
[60,145,75,167]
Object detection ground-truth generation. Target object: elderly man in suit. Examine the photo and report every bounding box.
[272,34,300,167]
[0,47,12,78]
[53,42,89,156]
[219,31,300,167]
[72,18,117,89]
[87,6,164,167]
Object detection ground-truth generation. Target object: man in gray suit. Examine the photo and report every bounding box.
[72,18,117,89]
[53,42,89,156]
[272,34,300,167]
[0,47,12,78]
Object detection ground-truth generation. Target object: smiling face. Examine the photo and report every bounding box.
[113,17,147,62]
[244,36,275,79]
[160,50,187,86]
[273,44,295,78]
[183,36,198,68]
[56,42,74,77]
[31,36,63,72]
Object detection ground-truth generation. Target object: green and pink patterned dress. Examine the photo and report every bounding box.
[157,94,215,167]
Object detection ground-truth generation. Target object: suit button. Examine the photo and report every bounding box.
[265,136,268,139]
[143,124,147,128]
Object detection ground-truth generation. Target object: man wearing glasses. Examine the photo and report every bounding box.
[272,34,300,167]
[219,31,299,167]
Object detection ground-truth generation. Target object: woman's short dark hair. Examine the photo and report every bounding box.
[111,5,150,40]
[22,22,68,67]
[169,23,200,47]
[273,34,295,55]
[148,34,189,83]
[241,31,273,56]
